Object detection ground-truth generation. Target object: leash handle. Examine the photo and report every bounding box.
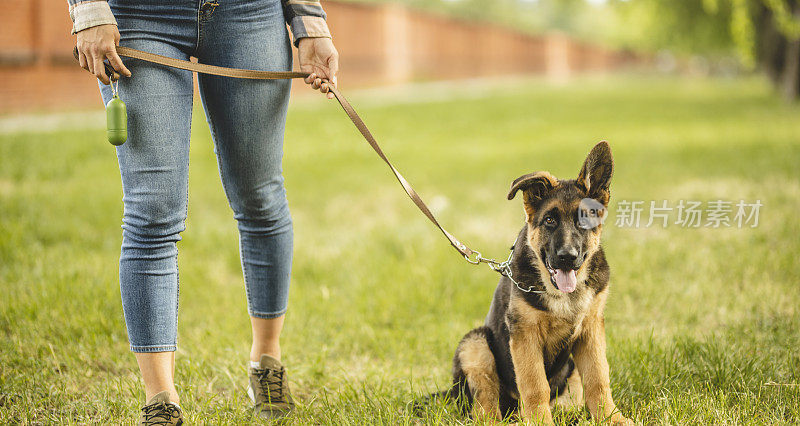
[73,45,477,259]
[73,47,120,81]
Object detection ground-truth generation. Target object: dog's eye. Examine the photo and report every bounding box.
[544,216,556,227]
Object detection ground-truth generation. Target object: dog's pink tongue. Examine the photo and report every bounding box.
[554,269,577,293]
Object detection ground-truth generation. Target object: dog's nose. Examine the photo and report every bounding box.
[556,248,579,268]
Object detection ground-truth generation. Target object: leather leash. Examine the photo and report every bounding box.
[73,46,530,278]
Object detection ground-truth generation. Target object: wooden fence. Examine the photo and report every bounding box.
[0,0,638,112]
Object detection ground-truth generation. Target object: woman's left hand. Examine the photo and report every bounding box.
[298,37,339,99]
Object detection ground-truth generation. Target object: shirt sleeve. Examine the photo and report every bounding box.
[282,0,332,46]
[67,0,117,35]
[67,0,329,44]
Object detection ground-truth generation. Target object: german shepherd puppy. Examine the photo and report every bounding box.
[448,142,631,424]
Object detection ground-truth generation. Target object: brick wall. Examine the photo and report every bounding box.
[0,1,638,113]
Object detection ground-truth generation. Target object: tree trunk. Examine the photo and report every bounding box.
[778,1,800,101]
[757,6,785,84]
[781,36,800,102]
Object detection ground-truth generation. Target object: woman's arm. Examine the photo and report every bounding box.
[283,0,339,98]
[67,0,130,85]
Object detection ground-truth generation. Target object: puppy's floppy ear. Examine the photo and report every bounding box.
[577,141,613,206]
[507,171,558,219]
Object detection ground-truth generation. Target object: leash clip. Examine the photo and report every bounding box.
[464,236,546,294]
[463,250,482,265]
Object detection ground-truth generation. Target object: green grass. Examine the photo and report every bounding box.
[1,75,799,424]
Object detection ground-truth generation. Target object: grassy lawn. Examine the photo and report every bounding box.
[1,75,799,424]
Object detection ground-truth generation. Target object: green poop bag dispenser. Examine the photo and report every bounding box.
[106,81,127,146]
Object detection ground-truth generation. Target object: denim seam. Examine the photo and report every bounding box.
[174,106,192,351]
[249,308,287,320]
[194,0,202,55]
[174,246,180,350]
[130,344,177,353]
[196,0,218,53]
[239,236,255,314]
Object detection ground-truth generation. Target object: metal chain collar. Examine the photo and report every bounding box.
[463,237,546,294]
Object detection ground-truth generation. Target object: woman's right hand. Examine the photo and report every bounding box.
[76,24,131,85]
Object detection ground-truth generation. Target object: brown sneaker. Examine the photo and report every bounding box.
[138,391,183,425]
[247,354,295,419]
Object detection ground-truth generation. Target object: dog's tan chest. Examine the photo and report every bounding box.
[542,287,593,321]
[506,289,604,368]
[507,296,583,347]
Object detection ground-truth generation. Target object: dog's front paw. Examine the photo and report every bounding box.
[522,404,554,425]
[611,415,634,425]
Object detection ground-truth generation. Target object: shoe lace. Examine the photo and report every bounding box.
[254,366,285,401]
[141,402,180,425]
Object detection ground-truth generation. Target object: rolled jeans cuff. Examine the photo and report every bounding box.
[249,308,287,320]
[130,344,177,353]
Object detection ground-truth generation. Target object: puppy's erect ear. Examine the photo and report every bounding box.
[577,141,613,206]
[507,171,558,219]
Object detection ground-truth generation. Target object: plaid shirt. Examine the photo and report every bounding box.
[67,0,330,45]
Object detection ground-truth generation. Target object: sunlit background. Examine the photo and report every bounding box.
[1,0,799,112]
[1,0,799,424]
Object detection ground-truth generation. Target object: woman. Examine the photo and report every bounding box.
[68,0,339,423]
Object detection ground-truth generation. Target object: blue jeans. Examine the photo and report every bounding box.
[99,0,294,353]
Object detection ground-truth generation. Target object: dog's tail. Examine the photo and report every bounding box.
[409,383,466,416]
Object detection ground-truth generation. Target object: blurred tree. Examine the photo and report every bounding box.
[747,0,800,101]
[606,0,734,54]
[360,0,800,100]
[608,0,800,101]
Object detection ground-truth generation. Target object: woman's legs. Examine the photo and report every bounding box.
[106,0,294,408]
[251,316,285,362]
[101,0,197,404]
[135,352,178,402]
[194,0,295,361]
